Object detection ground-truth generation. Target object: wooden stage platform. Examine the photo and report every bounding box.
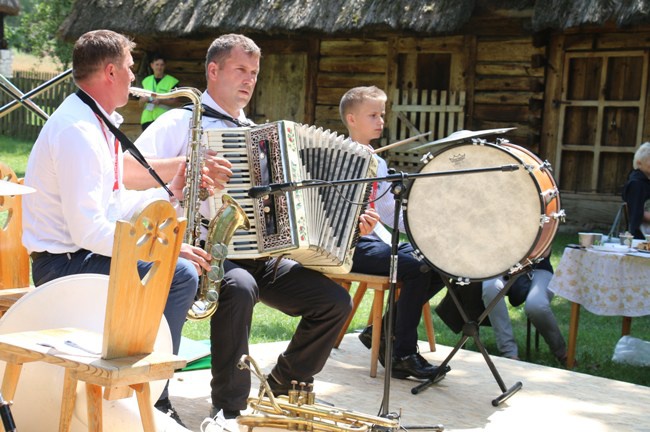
[168,334,650,432]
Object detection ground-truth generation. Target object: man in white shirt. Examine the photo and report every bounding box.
[22,29,209,427]
[130,33,376,421]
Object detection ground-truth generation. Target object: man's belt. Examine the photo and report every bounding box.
[30,250,85,261]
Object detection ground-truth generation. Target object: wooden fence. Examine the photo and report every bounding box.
[0,70,76,141]
[383,88,466,172]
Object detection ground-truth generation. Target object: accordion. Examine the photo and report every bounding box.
[204,120,378,273]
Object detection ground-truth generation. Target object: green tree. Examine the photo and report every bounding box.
[7,0,74,69]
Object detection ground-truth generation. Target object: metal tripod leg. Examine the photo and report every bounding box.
[412,274,524,406]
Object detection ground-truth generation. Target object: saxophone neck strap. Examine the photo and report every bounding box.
[76,90,173,197]
[183,103,253,127]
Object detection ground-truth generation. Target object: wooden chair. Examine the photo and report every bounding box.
[0,199,187,431]
[0,162,33,316]
[326,272,436,378]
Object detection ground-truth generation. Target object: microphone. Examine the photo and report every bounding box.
[248,182,303,198]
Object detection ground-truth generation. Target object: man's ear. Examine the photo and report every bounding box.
[104,62,115,82]
[207,61,219,81]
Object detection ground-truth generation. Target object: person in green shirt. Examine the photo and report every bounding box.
[139,53,179,130]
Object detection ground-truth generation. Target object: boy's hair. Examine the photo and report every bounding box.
[72,29,135,83]
[339,86,387,128]
[633,142,650,169]
[205,34,261,80]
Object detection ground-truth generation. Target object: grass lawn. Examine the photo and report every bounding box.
[0,136,31,178]
[2,135,648,388]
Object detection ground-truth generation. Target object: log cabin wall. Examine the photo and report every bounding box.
[542,27,650,232]
[314,38,389,134]
[472,36,546,152]
[114,21,650,232]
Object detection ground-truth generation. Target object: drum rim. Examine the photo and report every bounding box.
[403,141,551,281]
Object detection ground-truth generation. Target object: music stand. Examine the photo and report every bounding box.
[411,272,524,406]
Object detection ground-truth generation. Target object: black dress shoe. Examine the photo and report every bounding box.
[358,325,387,367]
[268,374,314,397]
[392,353,450,380]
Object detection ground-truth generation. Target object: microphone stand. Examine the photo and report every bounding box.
[249,163,520,425]
[0,392,16,432]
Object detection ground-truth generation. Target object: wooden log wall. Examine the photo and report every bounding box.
[472,36,546,154]
[314,39,389,135]
[117,37,212,141]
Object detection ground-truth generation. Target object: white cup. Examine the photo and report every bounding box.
[619,233,634,247]
[578,232,602,248]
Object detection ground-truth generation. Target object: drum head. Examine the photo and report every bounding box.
[405,143,543,280]
[0,274,173,431]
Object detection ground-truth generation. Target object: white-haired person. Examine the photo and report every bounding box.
[622,142,650,239]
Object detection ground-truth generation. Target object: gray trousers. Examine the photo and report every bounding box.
[481,269,566,359]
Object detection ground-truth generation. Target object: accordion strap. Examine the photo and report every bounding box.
[76,90,173,197]
[183,103,253,127]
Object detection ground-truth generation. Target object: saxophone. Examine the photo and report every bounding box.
[129,86,250,320]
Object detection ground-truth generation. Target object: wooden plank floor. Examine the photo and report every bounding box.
[169,334,650,432]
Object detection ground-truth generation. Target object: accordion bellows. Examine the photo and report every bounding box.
[204,120,377,273]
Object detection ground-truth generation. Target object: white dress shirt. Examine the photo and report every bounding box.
[372,154,406,234]
[22,93,168,257]
[135,92,249,159]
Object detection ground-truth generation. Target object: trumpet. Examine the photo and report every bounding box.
[236,355,400,432]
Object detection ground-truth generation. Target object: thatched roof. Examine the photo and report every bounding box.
[60,0,475,40]
[532,0,650,30]
[59,0,650,41]
[0,0,20,16]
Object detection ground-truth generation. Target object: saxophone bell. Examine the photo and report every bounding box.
[186,194,251,321]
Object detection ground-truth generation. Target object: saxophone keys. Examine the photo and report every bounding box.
[198,188,210,201]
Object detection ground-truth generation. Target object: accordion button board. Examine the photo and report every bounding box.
[204,120,377,273]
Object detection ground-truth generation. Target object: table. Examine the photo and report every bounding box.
[548,246,650,368]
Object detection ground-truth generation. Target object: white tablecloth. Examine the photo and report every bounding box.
[548,247,650,317]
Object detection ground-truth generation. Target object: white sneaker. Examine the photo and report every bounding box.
[201,409,240,432]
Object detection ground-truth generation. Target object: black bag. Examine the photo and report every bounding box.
[435,282,491,334]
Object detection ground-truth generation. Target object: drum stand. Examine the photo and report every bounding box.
[411,273,524,406]
[248,162,522,421]
[0,392,16,432]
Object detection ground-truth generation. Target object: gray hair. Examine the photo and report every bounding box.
[633,142,650,169]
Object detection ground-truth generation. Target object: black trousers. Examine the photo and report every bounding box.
[209,258,352,411]
[352,237,443,358]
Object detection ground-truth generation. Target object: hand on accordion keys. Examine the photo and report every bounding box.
[359,208,380,236]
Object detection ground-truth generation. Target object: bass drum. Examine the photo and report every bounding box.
[404,141,563,281]
[0,274,173,431]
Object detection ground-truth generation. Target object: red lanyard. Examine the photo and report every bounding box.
[369,182,378,209]
[95,114,119,191]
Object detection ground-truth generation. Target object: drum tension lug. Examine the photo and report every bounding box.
[509,263,525,274]
[539,214,551,227]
